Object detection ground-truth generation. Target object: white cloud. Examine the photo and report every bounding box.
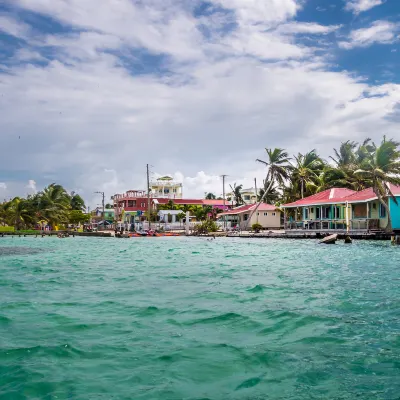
[14,48,45,62]
[276,22,340,35]
[0,182,7,189]
[208,0,299,25]
[0,0,399,205]
[345,0,384,14]
[0,14,30,38]
[26,180,37,193]
[339,21,399,49]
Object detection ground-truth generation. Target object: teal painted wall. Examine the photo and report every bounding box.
[390,197,400,230]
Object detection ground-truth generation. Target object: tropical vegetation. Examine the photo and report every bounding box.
[0,183,88,230]
[241,136,400,231]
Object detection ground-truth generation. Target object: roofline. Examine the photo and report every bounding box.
[282,196,383,207]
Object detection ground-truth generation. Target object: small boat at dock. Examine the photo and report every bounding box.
[319,234,338,244]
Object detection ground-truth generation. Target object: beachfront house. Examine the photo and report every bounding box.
[218,203,281,230]
[282,185,400,232]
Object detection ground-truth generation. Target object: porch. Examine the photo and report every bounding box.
[284,218,380,232]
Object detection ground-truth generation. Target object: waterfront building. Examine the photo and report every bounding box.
[150,176,183,199]
[282,185,400,232]
[218,203,281,230]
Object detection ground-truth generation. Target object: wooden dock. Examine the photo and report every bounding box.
[227,231,391,240]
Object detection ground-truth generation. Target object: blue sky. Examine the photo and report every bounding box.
[0,0,399,204]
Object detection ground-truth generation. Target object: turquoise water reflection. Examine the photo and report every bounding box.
[1,236,399,399]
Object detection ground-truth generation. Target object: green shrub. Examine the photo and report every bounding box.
[252,223,263,233]
[0,226,15,232]
[193,220,218,234]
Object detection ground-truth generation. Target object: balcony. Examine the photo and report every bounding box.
[285,218,380,232]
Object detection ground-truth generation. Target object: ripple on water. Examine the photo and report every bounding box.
[0,237,399,399]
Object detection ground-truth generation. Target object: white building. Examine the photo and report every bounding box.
[150,176,183,199]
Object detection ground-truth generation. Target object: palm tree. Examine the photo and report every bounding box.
[257,180,280,204]
[70,192,86,211]
[4,197,34,230]
[355,136,400,232]
[205,193,216,200]
[229,183,244,206]
[244,148,291,229]
[291,150,324,199]
[38,183,71,228]
[330,140,358,168]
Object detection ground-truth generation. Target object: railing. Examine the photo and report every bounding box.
[285,218,380,231]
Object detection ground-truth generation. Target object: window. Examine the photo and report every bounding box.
[333,206,340,219]
[244,214,249,221]
[310,208,314,213]
[264,212,268,216]
[304,208,309,219]
[244,195,250,201]
[322,206,331,219]
[272,212,276,216]
[379,204,386,218]
[316,207,321,219]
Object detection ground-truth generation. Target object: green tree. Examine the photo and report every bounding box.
[68,210,90,225]
[70,193,86,211]
[39,183,71,228]
[291,150,324,199]
[245,148,291,229]
[3,197,34,230]
[205,192,216,199]
[229,183,244,206]
[355,136,400,232]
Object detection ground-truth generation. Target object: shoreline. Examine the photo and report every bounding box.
[0,230,394,240]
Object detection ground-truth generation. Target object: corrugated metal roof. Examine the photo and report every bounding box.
[282,188,355,207]
[219,203,277,216]
[282,185,400,207]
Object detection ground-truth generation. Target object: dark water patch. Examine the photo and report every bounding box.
[0,315,12,325]
[0,247,46,256]
[247,284,266,293]
[183,312,262,329]
[135,306,177,317]
[235,375,263,390]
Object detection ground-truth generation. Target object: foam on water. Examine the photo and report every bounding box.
[0,236,400,399]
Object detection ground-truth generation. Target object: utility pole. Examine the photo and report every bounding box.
[221,174,228,230]
[95,191,105,220]
[254,177,258,223]
[147,164,151,230]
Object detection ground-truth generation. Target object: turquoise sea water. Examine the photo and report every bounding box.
[0,236,399,399]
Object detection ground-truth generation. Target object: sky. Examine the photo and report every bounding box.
[0,0,399,206]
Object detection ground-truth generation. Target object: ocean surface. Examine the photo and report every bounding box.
[0,236,399,400]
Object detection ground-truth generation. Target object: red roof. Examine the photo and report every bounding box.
[283,185,400,207]
[154,198,231,206]
[282,188,355,207]
[202,199,227,205]
[219,203,277,216]
[154,198,204,205]
[344,184,400,203]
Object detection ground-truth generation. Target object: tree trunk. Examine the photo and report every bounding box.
[243,176,275,231]
[301,180,304,199]
[375,188,392,233]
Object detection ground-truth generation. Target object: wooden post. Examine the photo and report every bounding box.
[283,209,287,229]
[366,203,369,231]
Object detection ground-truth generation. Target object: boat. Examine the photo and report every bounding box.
[115,233,130,238]
[319,234,337,244]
